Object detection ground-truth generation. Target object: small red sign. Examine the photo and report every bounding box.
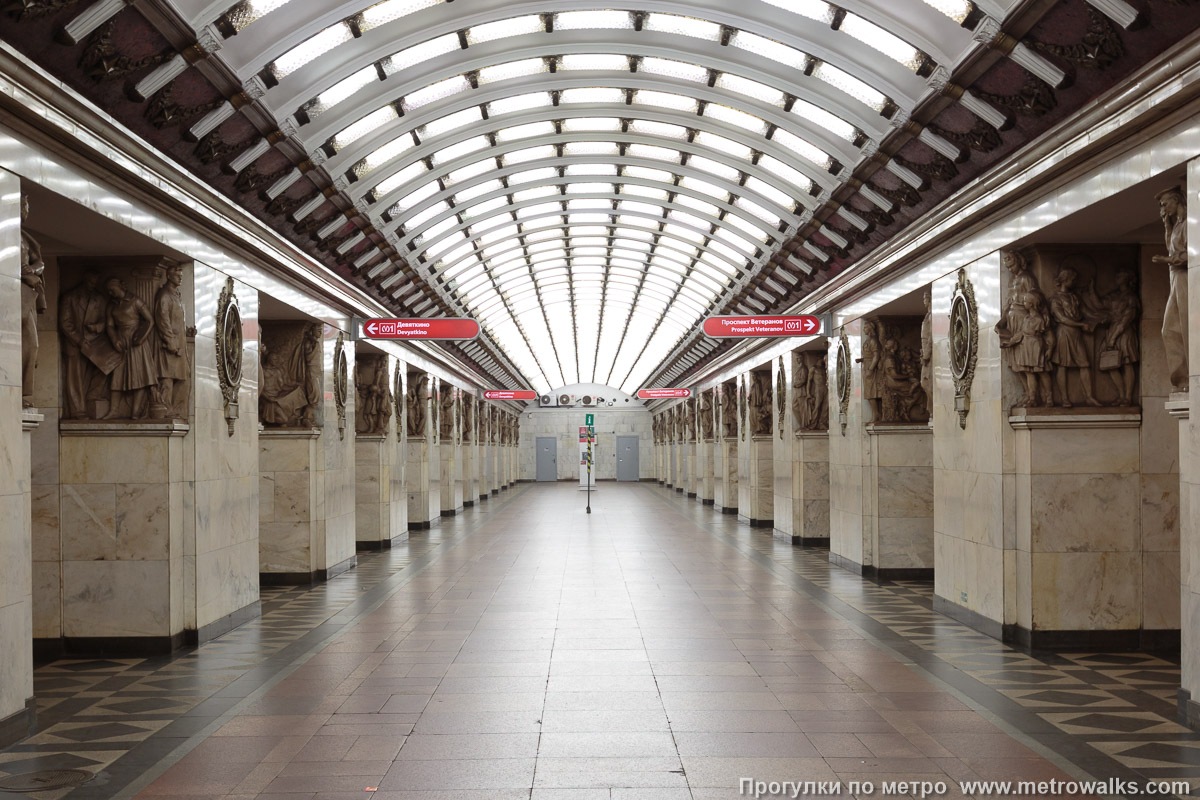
[362,318,480,340]
[702,315,824,338]
[483,390,538,401]
[637,388,692,399]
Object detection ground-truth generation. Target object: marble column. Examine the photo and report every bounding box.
[738,372,774,528]
[830,320,869,572]
[461,395,477,507]
[1181,158,1200,730]
[259,323,355,584]
[440,386,462,516]
[793,432,831,545]
[406,372,440,529]
[697,422,715,507]
[715,381,738,514]
[932,247,1178,652]
[685,401,697,498]
[0,168,35,745]
[773,356,794,542]
[354,354,407,550]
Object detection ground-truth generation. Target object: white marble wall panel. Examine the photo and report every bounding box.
[830,320,867,568]
[518,408,652,481]
[795,433,831,542]
[773,357,794,540]
[697,438,714,503]
[1184,157,1200,724]
[322,330,355,571]
[0,167,33,728]
[259,432,319,574]
[870,428,934,572]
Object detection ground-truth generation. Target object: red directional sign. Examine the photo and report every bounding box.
[483,390,538,401]
[702,315,825,338]
[637,388,692,400]
[361,318,480,340]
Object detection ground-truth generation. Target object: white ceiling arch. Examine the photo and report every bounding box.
[186,0,996,393]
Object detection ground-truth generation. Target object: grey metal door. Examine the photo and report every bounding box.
[617,436,639,481]
[536,437,557,481]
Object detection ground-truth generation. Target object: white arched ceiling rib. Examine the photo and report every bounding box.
[207,0,975,394]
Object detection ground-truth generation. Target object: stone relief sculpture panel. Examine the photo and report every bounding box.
[21,193,47,409]
[354,353,391,436]
[699,391,714,441]
[439,383,455,442]
[792,350,829,433]
[739,379,747,440]
[861,317,928,424]
[721,381,737,439]
[59,256,192,421]
[921,289,933,420]
[749,371,772,436]
[997,246,1141,411]
[406,372,428,438]
[686,398,697,441]
[259,321,322,428]
[1153,186,1188,392]
[462,393,474,443]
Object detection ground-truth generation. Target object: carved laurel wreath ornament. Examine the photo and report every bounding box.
[215,277,243,436]
[948,268,979,429]
[777,358,786,440]
[333,332,348,439]
[835,329,851,436]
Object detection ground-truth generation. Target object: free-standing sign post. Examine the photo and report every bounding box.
[483,390,538,400]
[359,318,481,340]
[579,424,596,513]
[701,314,827,338]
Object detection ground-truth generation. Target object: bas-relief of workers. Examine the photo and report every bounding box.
[259,322,323,428]
[997,247,1142,411]
[859,318,928,424]
[792,351,829,432]
[355,354,391,436]
[57,258,192,422]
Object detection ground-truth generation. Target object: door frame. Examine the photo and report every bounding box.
[535,436,558,481]
[616,435,640,481]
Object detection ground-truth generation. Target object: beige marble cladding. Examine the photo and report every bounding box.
[354,384,408,546]
[830,321,868,569]
[697,438,714,502]
[716,438,736,512]
[259,325,355,577]
[0,168,33,731]
[440,393,461,514]
[773,356,794,540]
[406,373,440,527]
[1183,157,1200,723]
[190,266,259,632]
[868,426,934,572]
[518,407,652,480]
[794,433,831,542]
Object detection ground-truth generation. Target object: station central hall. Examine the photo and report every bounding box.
[1,0,1200,797]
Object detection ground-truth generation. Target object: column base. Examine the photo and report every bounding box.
[190,600,262,646]
[933,594,1004,641]
[773,530,829,547]
[261,555,357,586]
[408,518,441,531]
[0,698,36,749]
[1179,689,1200,732]
[39,632,189,658]
[719,506,738,515]
[1005,626,1179,652]
[687,492,696,498]
[463,500,475,507]
[356,539,394,551]
[702,499,714,506]
[441,507,463,517]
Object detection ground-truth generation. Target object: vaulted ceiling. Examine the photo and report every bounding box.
[4,0,1196,394]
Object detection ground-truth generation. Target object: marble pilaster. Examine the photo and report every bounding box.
[830,320,868,572]
[697,437,714,504]
[1180,157,1200,730]
[440,389,462,516]
[406,373,439,529]
[773,356,794,543]
[867,425,934,578]
[0,168,34,745]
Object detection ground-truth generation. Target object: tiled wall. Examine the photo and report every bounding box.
[518,407,652,480]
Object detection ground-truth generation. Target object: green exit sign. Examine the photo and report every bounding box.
[585,414,594,426]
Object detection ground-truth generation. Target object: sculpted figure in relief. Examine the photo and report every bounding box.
[1048,266,1101,408]
[793,352,829,431]
[749,371,772,436]
[407,373,427,437]
[880,333,922,422]
[699,391,714,440]
[259,323,322,427]
[721,384,737,438]
[997,251,1053,408]
[103,277,157,419]
[1153,186,1188,391]
[60,271,107,419]
[920,290,933,418]
[1099,269,1140,407]
[20,195,47,409]
[858,319,882,422]
[439,386,455,441]
[152,265,189,419]
[355,356,390,435]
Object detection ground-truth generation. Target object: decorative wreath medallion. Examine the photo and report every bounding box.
[835,329,851,436]
[948,268,979,429]
[215,277,243,436]
[333,332,349,439]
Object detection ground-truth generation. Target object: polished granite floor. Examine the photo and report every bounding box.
[1,482,1198,799]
